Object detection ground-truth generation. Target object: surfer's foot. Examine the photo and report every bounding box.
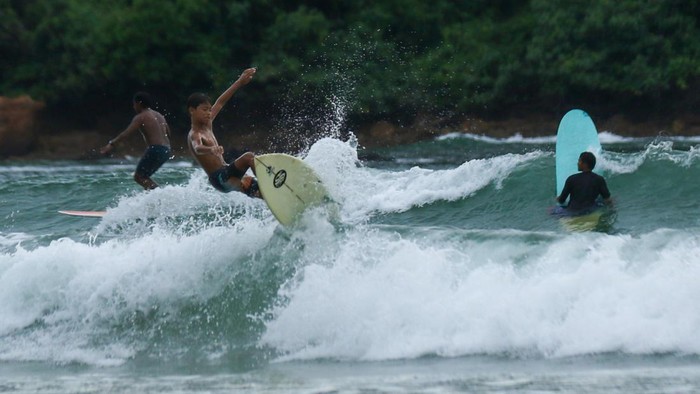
[243,178,260,198]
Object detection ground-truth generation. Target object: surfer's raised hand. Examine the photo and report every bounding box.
[238,68,256,85]
[211,68,257,119]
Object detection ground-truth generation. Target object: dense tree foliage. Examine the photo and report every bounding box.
[2,0,700,127]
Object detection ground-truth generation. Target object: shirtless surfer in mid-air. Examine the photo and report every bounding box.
[100,92,172,190]
[187,68,260,197]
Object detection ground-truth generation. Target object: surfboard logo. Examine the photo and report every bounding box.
[273,170,287,188]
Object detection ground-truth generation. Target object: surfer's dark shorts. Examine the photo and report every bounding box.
[550,203,602,217]
[135,145,171,178]
[209,165,258,197]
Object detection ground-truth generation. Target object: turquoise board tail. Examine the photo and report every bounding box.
[555,109,603,198]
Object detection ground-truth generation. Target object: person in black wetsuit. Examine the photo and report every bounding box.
[556,151,612,214]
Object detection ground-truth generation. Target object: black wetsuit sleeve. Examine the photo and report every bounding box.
[557,177,572,204]
[598,176,611,199]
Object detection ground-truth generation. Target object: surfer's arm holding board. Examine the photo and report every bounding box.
[556,180,572,206]
[189,131,224,157]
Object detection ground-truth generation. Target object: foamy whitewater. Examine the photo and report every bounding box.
[3,134,700,392]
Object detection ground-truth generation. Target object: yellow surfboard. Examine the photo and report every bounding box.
[254,153,330,226]
[559,210,604,232]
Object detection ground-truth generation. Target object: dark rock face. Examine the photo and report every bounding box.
[0,96,45,157]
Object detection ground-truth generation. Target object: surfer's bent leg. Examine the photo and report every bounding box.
[230,158,261,198]
[208,167,238,193]
[233,152,256,175]
[225,162,247,179]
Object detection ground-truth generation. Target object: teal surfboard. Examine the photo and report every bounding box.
[555,109,603,199]
[555,109,608,231]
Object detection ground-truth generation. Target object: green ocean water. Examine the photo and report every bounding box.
[3,133,700,392]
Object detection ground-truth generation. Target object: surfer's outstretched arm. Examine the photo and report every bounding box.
[100,115,142,154]
[211,68,256,120]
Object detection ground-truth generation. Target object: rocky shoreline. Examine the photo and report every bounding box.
[3,96,700,161]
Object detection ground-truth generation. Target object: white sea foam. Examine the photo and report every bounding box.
[599,141,700,175]
[437,132,557,144]
[304,138,544,222]
[261,227,700,361]
[4,137,700,368]
[0,169,275,366]
[0,160,192,175]
[94,171,271,236]
[0,232,34,249]
[437,131,700,145]
[0,217,275,365]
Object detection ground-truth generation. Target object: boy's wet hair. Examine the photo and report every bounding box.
[579,151,596,170]
[133,92,152,108]
[187,93,211,109]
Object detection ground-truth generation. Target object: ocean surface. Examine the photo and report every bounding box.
[3,131,700,393]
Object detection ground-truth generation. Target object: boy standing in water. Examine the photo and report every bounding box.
[556,151,612,213]
[187,68,260,197]
[100,92,172,190]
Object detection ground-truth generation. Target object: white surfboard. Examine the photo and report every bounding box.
[58,210,106,218]
[254,153,331,226]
